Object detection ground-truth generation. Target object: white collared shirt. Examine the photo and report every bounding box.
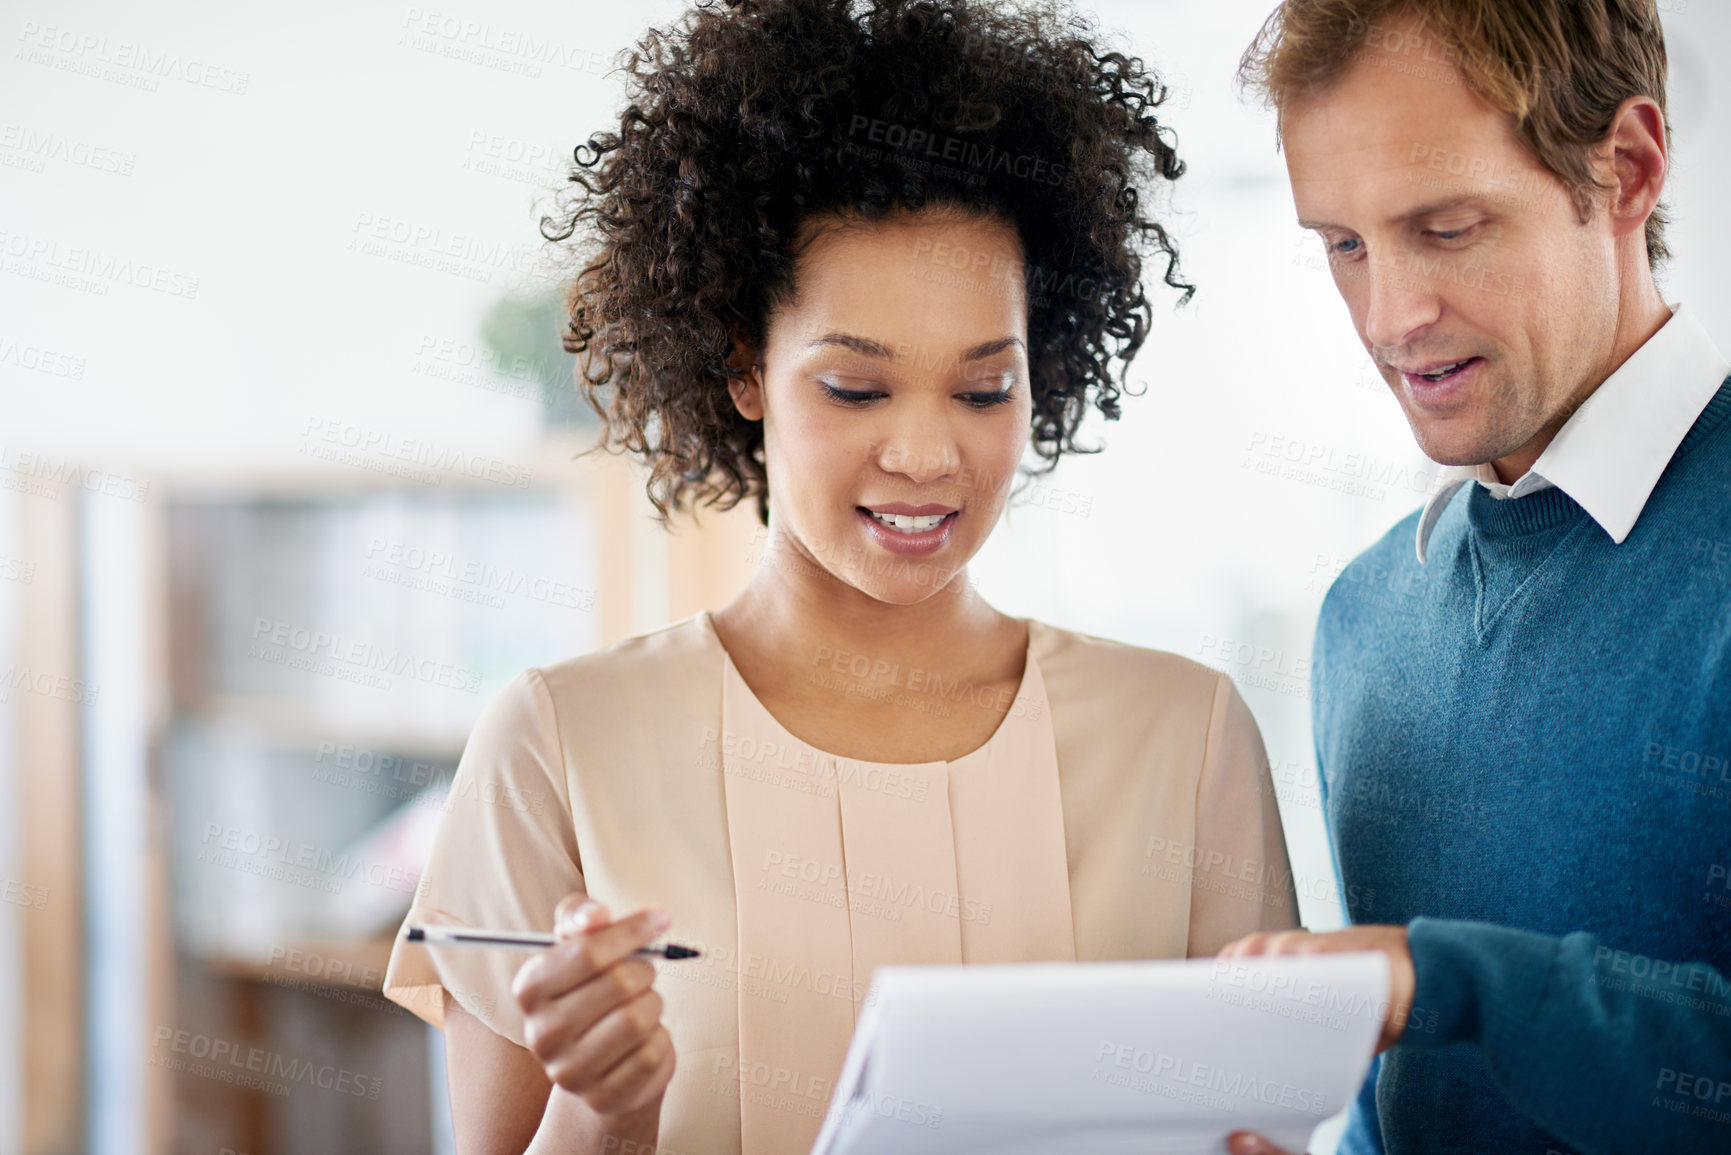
[1415,304,1731,563]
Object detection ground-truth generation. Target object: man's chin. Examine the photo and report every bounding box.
[1402,414,1526,471]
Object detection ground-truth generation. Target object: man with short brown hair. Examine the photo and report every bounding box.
[1218,3,1731,1153]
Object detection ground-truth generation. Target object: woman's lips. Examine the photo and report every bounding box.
[856,507,957,556]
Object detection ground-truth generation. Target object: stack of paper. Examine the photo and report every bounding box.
[810,952,1388,1155]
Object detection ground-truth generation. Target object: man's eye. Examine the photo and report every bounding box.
[1331,237,1363,256]
[1428,227,1471,241]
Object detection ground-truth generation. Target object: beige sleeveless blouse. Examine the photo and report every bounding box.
[383,611,1298,1155]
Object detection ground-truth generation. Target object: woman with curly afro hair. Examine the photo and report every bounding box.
[385,3,1299,1152]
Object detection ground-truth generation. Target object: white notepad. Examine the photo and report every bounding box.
[809,952,1389,1155]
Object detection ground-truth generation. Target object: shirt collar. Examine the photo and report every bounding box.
[1415,304,1731,563]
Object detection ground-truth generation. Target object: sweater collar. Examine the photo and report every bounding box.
[1415,304,1731,562]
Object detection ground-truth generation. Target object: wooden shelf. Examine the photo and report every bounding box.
[201,934,398,994]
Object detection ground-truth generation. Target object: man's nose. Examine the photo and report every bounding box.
[1360,248,1443,352]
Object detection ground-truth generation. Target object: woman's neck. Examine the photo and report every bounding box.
[710,539,1022,695]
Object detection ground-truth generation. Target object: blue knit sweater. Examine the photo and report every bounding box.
[1312,377,1731,1155]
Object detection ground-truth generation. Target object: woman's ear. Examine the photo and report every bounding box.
[726,339,764,421]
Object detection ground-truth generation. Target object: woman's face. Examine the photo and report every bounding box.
[732,209,1033,605]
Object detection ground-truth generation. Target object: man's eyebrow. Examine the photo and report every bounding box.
[1298,194,1494,233]
[805,333,1025,361]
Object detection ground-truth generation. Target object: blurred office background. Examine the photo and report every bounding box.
[0,0,1725,1151]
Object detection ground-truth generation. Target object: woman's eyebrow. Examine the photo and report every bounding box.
[806,332,896,359]
[959,336,1024,361]
[804,333,1025,361]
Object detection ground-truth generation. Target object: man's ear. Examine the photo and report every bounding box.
[726,337,764,421]
[1601,95,1667,242]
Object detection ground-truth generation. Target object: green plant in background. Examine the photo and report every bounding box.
[480,290,596,428]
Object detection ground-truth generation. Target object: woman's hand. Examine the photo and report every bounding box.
[512,897,679,1126]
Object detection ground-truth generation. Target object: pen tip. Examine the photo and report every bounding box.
[663,944,699,959]
[406,927,425,942]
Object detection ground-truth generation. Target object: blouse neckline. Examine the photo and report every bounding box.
[693,608,1043,769]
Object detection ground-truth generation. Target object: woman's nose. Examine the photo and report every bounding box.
[876,434,958,485]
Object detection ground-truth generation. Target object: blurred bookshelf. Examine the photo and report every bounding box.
[118,432,761,1153]
[158,473,599,1153]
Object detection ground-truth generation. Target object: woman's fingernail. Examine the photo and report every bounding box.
[650,909,672,933]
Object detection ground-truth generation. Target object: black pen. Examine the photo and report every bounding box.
[405,925,701,959]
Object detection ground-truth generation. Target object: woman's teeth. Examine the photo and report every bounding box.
[869,511,947,534]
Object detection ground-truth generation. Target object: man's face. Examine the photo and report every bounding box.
[1281,19,1622,471]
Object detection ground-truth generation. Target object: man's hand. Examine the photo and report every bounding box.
[1216,926,1414,1155]
[1217,924,1415,1052]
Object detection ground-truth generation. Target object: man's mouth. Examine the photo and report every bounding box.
[1404,357,1481,384]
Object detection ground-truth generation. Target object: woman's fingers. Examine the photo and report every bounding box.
[513,906,670,1011]
[512,900,679,1115]
[583,1025,677,1117]
[520,957,658,1066]
[541,988,668,1098]
[553,894,606,935]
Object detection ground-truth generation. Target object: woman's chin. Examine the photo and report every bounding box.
[845,569,964,607]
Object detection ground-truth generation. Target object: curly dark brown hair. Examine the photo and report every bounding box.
[542,0,1192,523]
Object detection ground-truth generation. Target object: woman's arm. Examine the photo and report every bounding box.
[1186,675,1301,955]
[446,1001,664,1155]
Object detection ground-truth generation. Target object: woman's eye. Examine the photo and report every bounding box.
[960,389,1016,409]
[819,382,884,405]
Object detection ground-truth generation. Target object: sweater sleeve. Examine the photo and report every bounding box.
[1403,917,1731,1155]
